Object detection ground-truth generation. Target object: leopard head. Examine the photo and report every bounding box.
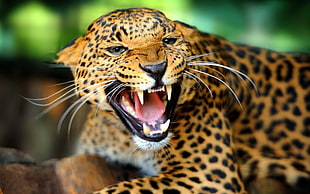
[57,8,199,146]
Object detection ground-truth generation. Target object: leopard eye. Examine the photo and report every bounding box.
[162,37,178,45]
[106,46,128,55]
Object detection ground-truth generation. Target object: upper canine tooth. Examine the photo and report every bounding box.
[160,119,170,132]
[166,85,172,101]
[137,91,144,105]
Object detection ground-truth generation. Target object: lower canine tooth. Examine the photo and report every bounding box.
[143,123,150,135]
[160,119,170,132]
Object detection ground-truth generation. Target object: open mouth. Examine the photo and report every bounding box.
[106,82,181,142]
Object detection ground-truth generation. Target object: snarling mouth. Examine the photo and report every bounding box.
[106,82,181,142]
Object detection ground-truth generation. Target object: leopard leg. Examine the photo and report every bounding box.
[93,163,247,194]
[236,146,310,193]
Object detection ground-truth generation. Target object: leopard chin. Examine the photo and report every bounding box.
[105,81,181,142]
[132,133,172,150]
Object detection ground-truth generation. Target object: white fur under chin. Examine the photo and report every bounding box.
[133,133,171,150]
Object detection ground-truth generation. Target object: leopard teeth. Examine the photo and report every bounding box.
[121,96,136,116]
[147,86,165,93]
[160,119,170,132]
[166,85,172,101]
[150,130,162,136]
[143,123,150,135]
[126,106,135,116]
[137,91,144,105]
[146,85,172,101]
[122,96,130,106]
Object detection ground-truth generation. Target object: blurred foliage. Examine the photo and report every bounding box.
[0,0,309,60]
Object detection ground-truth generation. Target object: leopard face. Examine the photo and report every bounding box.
[57,8,197,147]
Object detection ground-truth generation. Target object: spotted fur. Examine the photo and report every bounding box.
[56,8,310,194]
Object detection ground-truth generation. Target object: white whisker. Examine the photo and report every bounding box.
[188,61,258,94]
[189,68,242,107]
[95,83,127,116]
[24,83,78,107]
[108,84,126,102]
[34,90,79,119]
[34,80,113,119]
[57,79,117,133]
[50,80,75,86]
[50,64,97,71]
[186,53,214,61]
[58,93,94,134]
[184,70,213,97]
[24,76,116,107]
[23,84,76,106]
[183,71,203,90]
[94,80,120,115]
[106,83,126,103]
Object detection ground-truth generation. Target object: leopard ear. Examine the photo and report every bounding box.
[56,36,88,66]
[174,20,197,37]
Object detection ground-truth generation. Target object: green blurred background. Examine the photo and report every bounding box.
[1,0,310,60]
[0,0,309,161]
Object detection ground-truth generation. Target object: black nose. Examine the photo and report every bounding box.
[140,62,167,85]
[140,61,167,75]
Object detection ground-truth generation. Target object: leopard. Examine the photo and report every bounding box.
[56,8,310,194]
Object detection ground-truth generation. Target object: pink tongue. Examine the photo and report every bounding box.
[134,92,165,122]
